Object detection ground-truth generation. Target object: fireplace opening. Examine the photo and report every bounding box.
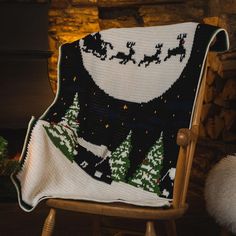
[0,1,53,199]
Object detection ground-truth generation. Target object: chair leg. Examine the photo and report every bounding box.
[145,221,157,236]
[165,220,177,236]
[41,208,56,236]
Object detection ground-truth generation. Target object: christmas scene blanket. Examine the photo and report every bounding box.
[12,22,229,211]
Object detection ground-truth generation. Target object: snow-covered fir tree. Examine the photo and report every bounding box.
[59,92,80,130]
[109,131,132,182]
[129,132,164,195]
[44,92,80,162]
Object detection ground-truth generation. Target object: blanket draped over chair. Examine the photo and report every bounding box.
[11,22,229,212]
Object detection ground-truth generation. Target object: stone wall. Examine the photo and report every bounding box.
[48,2,100,91]
[48,0,208,91]
[48,0,236,89]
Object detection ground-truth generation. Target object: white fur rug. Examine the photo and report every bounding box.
[205,154,236,234]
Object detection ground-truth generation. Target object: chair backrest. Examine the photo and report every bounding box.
[173,62,208,208]
[12,22,229,212]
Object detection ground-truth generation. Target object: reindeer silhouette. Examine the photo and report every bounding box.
[138,43,163,67]
[110,42,136,65]
[164,33,187,62]
[82,32,113,61]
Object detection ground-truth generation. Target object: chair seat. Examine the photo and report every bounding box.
[46,199,188,220]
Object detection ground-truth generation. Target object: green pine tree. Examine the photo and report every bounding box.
[44,92,80,162]
[109,131,132,182]
[129,132,164,195]
[60,92,80,130]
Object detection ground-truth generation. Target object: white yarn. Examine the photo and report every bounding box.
[205,154,236,234]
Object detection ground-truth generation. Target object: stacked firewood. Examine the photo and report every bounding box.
[190,58,236,198]
[200,50,236,143]
[190,49,236,200]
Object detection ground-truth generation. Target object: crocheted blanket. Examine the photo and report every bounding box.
[12,22,229,211]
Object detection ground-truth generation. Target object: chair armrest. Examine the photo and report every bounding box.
[176,128,193,147]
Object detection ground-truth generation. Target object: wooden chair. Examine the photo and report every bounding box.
[40,58,208,236]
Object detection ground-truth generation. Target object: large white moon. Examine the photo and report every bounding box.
[80,22,197,103]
